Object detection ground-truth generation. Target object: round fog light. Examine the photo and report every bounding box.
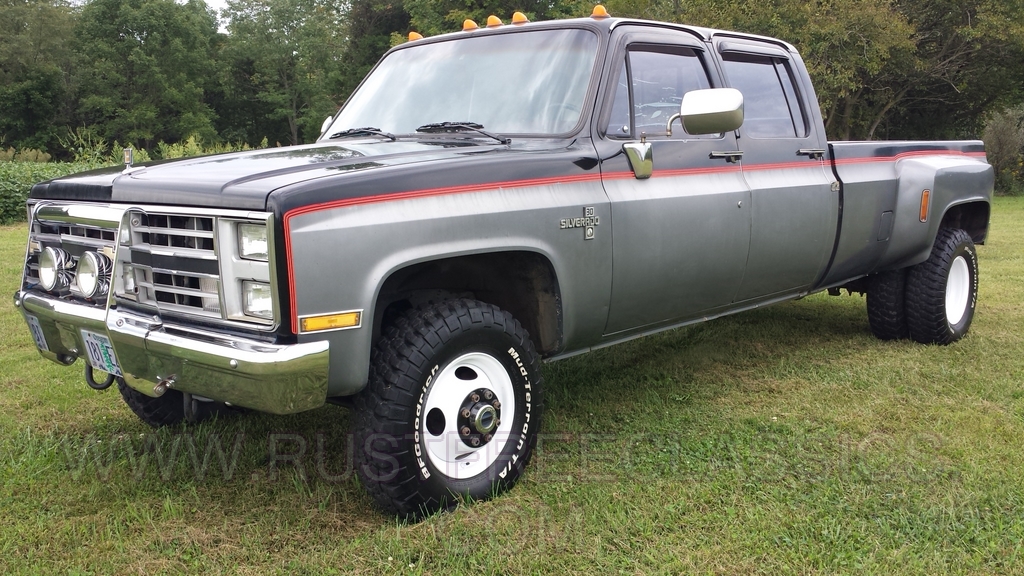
[76,251,112,299]
[39,247,74,292]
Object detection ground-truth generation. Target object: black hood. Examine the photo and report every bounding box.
[29,140,507,211]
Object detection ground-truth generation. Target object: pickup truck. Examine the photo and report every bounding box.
[15,9,994,518]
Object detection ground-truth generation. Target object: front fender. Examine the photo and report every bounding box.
[285,181,611,396]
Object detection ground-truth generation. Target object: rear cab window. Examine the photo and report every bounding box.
[719,44,808,139]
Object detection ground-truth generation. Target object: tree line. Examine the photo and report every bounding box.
[1,0,1023,161]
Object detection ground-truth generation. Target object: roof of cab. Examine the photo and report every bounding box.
[396,14,797,55]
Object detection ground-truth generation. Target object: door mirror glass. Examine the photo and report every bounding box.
[320,116,334,135]
[677,88,744,135]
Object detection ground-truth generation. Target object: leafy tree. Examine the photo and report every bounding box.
[880,0,1024,139]
[72,0,221,148]
[0,0,77,152]
[338,0,411,100]
[221,0,346,145]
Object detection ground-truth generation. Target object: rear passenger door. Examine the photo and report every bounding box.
[596,28,751,335]
[714,37,839,301]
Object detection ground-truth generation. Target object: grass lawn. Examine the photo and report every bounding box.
[1,198,1023,574]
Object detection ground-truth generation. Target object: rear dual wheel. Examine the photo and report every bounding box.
[867,227,978,344]
[905,228,978,344]
[354,299,542,520]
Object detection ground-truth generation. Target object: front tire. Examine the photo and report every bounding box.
[117,379,234,427]
[354,299,543,520]
[905,228,979,344]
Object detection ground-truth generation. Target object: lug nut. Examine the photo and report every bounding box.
[470,437,481,447]
[461,408,471,418]
[495,419,500,427]
[484,390,493,400]
[492,400,501,409]
[470,393,480,403]
[484,434,493,443]
[460,426,471,436]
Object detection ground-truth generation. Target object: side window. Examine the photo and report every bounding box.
[606,64,631,136]
[720,54,807,138]
[604,47,713,139]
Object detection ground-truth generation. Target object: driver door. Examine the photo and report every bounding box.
[596,29,752,335]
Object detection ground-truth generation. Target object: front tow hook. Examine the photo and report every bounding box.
[84,364,116,390]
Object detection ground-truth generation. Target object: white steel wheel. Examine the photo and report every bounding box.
[906,228,978,345]
[354,299,543,520]
[945,255,971,326]
[421,352,516,480]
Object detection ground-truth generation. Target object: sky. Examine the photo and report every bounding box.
[204,0,229,32]
[205,0,228,15]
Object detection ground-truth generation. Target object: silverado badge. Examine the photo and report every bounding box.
[560,207,599,240]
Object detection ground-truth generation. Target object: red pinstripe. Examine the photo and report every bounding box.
[283,148,987,332]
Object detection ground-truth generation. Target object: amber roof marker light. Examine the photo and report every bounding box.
[463,19,479,31]
[511,12,529,24]
[591,4,610,18]
[408,31,423,41]
[486,15,502,27]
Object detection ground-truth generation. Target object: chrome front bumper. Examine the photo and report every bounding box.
[15,290,329,414]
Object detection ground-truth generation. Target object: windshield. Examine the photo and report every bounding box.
[325,29,599,137]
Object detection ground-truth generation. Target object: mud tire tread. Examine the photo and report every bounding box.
[353,298,542,520]
[905,228,977,345]
[867,269,909,340]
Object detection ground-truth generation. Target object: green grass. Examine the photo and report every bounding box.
[2,198,1024,574]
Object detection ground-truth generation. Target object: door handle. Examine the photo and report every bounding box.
[797,148,826,160]
[709,151,743,163]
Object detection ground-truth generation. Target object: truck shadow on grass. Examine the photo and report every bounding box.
[543,294,873,421]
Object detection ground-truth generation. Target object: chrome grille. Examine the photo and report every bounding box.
[128,211,221,318]
[138,269,220,317]
[135,214,215,252]
[25,202,278,329]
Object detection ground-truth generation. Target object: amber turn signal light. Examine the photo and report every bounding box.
[300,311,361,333]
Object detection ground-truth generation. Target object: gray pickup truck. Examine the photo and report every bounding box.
[16,11,993,518]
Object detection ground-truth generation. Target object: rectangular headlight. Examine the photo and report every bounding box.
[242,281,274,319]
[238,223,268,261]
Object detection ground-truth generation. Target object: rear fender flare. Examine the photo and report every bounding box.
[879,157,992,271]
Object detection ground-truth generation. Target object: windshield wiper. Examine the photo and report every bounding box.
[328,127,396,141]
[415,122,510,145]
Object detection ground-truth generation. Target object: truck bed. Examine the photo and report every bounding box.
[821,140,990,287]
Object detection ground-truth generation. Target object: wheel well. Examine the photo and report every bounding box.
[373,252,562,355]
[941,201,990,244]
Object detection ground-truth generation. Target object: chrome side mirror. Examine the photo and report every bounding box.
[623,139,652,179]
[320,115,334,136]
[666,88,744,136]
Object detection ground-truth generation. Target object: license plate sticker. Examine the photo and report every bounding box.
[81,330,122,377]
[25,315,48,352]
